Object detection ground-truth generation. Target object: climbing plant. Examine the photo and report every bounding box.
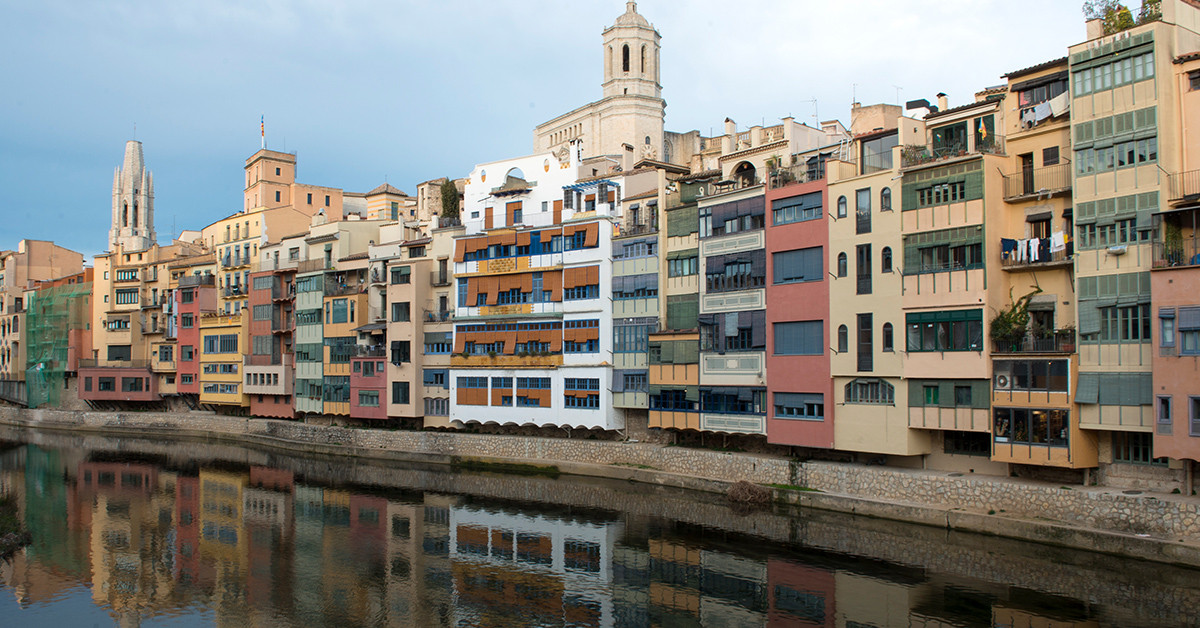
[990,287,1043,346]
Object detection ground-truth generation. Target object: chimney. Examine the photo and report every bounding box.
[1085,18,1103,41]
[936,93,948,111]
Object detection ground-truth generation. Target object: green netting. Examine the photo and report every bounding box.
[24,280,91,408]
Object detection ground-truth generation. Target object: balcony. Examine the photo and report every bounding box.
[430,271,451,287]
[223,285,246,298]
[79,359,152,369]
[901,136,1005,169]
[178,274,215,288]
[354,345,387,358]
[436,216,463,229]
[1002,164,1072,201]
[272,282,295,301]
[704,274,765,294]
[1169,169,1200,207]
[424,310,453,323]
[271,311,293,334]
[1000,241,1073,271]
[1152,239,1200,269]
[297,259,334,274]
[767,164,826,190]
[992,329,1076,355]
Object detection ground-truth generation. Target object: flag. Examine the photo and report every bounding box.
[261,115,264,138]
[978,119,987,141]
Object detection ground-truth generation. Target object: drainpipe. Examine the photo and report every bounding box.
[1188,460,1195,497]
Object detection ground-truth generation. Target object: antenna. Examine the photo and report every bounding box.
[893,85,903,104]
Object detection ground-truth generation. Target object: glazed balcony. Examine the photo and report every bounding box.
[1002,164,1072,201]
[992,329,1076,355]
[178,274,215,288]
[1152,239,1200,269]
[767,164,827,190]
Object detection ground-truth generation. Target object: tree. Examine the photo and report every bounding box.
[1138,0,1161,24]
[439,178,460,219]
[1083,0,1135,34]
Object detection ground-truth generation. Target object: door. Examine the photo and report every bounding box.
[1020,153,1034,195]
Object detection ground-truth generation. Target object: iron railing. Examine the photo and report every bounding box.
[1152,239,1200,269]
[1002,163,1072,200]
[992,329,1076,354]
[767,164,826,189]
[1169,169,1200,204]
[901,135,1005,168]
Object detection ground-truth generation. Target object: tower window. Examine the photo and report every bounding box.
[622,44,629,72]
[275,190,280,202]
[275,167,280,175]
[641,45,646,72]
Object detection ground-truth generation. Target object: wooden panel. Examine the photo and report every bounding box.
[553,200,562,225]
[584,222,599,247]
[517,231,531,246]
[454,239,466,262]
[484,206,493,229]
[506,201,521,226]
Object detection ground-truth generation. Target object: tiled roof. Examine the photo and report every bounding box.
[366,183,407,196]
[1174,51,1200,64]
[1002,56,1068,79]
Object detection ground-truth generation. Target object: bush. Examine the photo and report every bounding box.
[727,480,771,505]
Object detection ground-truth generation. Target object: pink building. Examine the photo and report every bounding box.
[350,350,387,420]
[175,276,216,397]
[764,176,833,448]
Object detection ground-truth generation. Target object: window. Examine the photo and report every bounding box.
[1192,396,1200,436]
[275,190,281,203]
[954,385,972,406]
[1072,51,1154,97]
[1191,70,1200,91]
[668,255,698,277]
[253,304,271,321]
[861,132,898,173]
[923,385,939,405]
[855,245,871,295]
[844,379,894,404]
[612,274,658,300]
[359,391,380,407]
[775,321,824,356]
[882,323,894,352]
[906,310,984,352]
[390,340,411,364]
[836,325,848,353]
[98,377,115,392]
[614,239,655,259]
[1043,146,1060,166]
[1111,432,1166,465]
[836,196,847,218]
[614,322,653,353]
[994,408,1069,447]
[701,388,766,415]
[772,191,822,225]
[881,247,892,273]
[1095,304,1151,343]
[181,346,194,361]
[857,313,872,372]
[325,195,330,206]
[855,188,871,234]
[423,369,449,388]
[392,381,410,405]
[774,393,824,421]
[115,289,138,305]
[391,302,410,322]
[390,266,411,284]
[564,285,599,300]
[773,247,822,284]
[181,313,194,328]
[1157,395,1172,435]
[409,246,426,258]
[330,299,348,324]
[944,431,990,456]
[622,372,648,392]
[1160,308,1176,348]
[880,187,892,211]
[564,378,600,409]
[836,253,847,278]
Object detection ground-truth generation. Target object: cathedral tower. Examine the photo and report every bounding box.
[602,1,661,100]
[109,140,156,252]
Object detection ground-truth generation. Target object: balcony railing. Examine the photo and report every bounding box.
[992,329,1076,354]
[1002,163,1072,201]
[424,311,453,322]
[901,136,1006,168]
[430,272,451,287]
[1152,239,1200,269]
[1169,169,1200,205]
[178,275,215,287]
[272,282,295,301]
[704,274,765,293]
[297,259,334,274]
[619,222,658,237]
[767,164,826,189]
[354,345,388,357]
[79,359,152,369]
[1000,241,1073,269]
[223,285,246,297]
[271,311,293,332]
[436,216,463,229]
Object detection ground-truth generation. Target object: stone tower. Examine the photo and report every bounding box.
[602,2,661,101]
[109,140,156,252]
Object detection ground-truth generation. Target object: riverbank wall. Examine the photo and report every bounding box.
[3,406,1200,567]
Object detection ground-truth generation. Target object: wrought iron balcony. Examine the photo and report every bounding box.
[901,136,1005,168]
[1168,169,1200,206]
[1002,164,1072,201]
[992,329,1076,354]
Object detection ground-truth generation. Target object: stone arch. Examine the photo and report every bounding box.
[622,44,630,72]
[732,161,757,187]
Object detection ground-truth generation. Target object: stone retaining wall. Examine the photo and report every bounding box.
[4,406,1199,551]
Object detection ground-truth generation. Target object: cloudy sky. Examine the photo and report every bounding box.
[1,0,1087,261]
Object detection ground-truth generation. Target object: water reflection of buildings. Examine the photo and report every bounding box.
[0,441,1159,627]
[448,505,621,627]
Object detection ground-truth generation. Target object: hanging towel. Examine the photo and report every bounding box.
[1033,102,1052,123]
[1050,231,1066,253]
[1001,238,1018,259]
[1048,92,1070,118]
[1029,237,1041,262]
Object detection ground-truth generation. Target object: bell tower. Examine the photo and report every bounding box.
[109,140,156,252]
[602,1,661,100]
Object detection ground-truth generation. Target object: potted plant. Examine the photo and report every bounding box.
[990,287,1041,351]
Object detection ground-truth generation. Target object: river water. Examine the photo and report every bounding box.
[0,425,1197,627]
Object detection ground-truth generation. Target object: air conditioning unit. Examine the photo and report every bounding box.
[995,373,1013,390]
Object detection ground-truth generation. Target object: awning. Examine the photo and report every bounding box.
[353,322,388,332]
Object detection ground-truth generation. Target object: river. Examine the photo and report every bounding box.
[0,424,1197,627]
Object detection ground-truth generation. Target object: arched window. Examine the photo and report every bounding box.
[844,378,895,405]
[882,323,894,352]
[880,187,892,211]
[641,45,646,72]
[837,195,847,218]
[622,44,630,72]
[837,325,849,353]
[837,252,847,277]
[132,201,138,228]
[122,202,129,227]
[881,247,893,273]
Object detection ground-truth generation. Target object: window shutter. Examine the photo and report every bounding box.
[1075,373,1099,404]
[1078,302,1100,335]
[1178,307,1200,331]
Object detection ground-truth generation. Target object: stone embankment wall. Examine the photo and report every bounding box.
[4,407,1200,560]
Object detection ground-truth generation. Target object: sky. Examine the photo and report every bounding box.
[0,0,1088,262]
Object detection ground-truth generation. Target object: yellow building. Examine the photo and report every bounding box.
[198,312,249,408]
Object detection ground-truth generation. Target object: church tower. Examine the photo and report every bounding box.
[109,140,156,252]
[602,2,661,100]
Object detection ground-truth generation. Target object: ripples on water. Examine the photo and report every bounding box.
[0,428,1198,627]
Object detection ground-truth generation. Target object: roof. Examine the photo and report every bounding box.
[924,98,995,121]
[611,1,651,29]
[679,169,722,182]
[1175,51,1200,64]
[366,183,408,197]
[854,127,898,141]
[403,237,432,247]
[338,252,369,262]
[633,158,690,174]
[352,322,388,332]
[1002,56,1068,79]
[623,189,659,202]
[490,175,534,196]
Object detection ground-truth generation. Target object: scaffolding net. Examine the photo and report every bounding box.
[24,280,90,408]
